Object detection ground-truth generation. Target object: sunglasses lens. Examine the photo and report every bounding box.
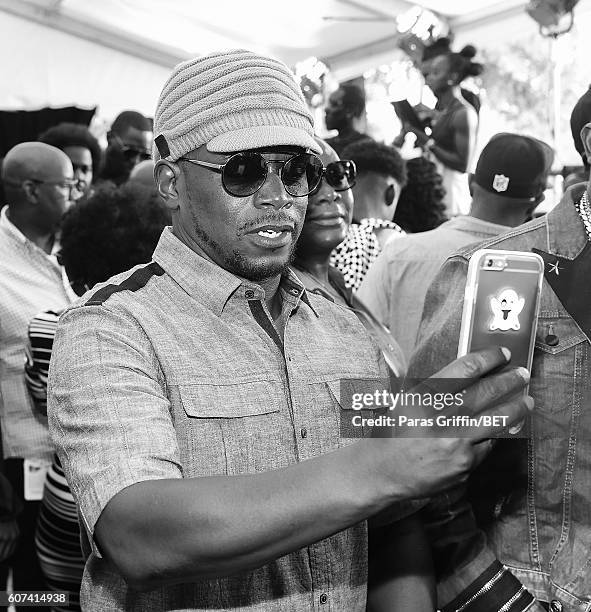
[282,154,323,197]
[325,160,356,191]
[223,153,268,197]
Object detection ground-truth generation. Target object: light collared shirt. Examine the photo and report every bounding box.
[357,215,510,361]
[0,205,74,460]
[48,227,387,611]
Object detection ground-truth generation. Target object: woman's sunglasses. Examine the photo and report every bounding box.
[310,160,357,195]
[178,152,354,198]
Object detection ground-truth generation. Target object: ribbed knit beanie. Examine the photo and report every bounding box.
[153,49,320,161]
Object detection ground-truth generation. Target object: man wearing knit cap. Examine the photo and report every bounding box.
[48,49,531,611]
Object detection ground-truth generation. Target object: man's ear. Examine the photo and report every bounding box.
[21,180,39,203]
[467,173,475,197]
[154,160,181,210]
[581,123,591,165]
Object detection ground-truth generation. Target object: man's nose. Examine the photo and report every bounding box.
[254,164,294,209]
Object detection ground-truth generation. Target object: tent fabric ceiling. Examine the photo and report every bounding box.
[0,0,551,118]
[4,0,530,67]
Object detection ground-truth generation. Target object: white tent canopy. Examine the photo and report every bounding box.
[0,0,586,120]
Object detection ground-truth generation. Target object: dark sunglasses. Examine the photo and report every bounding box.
[178,151,326,198]
[309,160,356,195]
[113,135,152,162]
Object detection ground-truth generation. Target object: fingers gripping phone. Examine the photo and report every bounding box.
[458,250,544,374]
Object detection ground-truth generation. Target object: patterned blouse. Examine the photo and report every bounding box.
[330,218,405,290]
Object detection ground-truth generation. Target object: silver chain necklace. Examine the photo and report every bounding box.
[575,191,591,241]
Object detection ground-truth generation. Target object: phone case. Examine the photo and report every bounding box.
[458,249,544,373]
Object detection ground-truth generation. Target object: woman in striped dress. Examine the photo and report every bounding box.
[24,183,171,611]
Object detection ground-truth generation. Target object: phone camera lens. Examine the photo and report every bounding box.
[487,259,493,267]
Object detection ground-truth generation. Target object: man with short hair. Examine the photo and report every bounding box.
[330,140,407,290]
[48,50,532,611]
[97,110,153,186]
[358,133,554,359]
[0,142,78,601]
[325,83,373,156]
[38,122,102,197]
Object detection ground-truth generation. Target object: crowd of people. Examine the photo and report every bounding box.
[0,37,589,612]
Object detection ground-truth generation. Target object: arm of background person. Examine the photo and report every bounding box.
[48,303,530,592]
[367,514,435,612]
[410,105,477,174]
[408,254,538,612]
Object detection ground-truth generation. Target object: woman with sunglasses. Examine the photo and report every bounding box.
[293,138,406,378]
[329,140,407,291]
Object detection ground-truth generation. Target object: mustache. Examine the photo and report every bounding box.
[237,213,297,236]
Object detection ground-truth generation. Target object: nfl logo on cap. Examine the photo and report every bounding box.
[493,174,509,192]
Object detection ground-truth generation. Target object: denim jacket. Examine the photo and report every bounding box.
[408,186,591,612]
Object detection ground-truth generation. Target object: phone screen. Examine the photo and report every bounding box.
[466,268,541,369]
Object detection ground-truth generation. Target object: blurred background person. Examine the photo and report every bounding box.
[358,132,554,361]
[330,140,406,290]
[324,83,373,156]
[393,156,448,233]
[127,159,155,188]
[402,38,483,217]
[293,137,405,377]
[0,142,80,610]
[38,122,101,198]
[25,182,171,611]
[96,110,152,187]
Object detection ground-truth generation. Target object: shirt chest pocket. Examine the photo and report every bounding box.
[172,380,295,477]
[532,316,589,417]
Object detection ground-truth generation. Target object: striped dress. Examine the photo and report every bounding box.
[25,310,83,612]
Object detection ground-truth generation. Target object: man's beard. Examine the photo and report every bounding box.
[191,215,296,282]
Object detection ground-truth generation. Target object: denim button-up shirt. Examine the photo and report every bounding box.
[48,228,387,611]
[408,186,591,612]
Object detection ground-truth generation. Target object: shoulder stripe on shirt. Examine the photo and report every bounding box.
[85,262,165,306]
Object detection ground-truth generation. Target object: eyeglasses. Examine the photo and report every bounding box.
[309,160,357,196]
[30,178,82,198]
[178,151,325,198]
[113,134,152,163]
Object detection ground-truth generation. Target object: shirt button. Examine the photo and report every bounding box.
[300,427,307,439]
[290,288,299,295]
[245,289,255,299]
[549,601,563,612]
[319,593,328,605]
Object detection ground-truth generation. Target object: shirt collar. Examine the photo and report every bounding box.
[153,227,317,317]
[1,205,27,244]
[1,205,62,258]
[445,215,510,234]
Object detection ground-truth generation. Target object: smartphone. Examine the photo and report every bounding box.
[458,249,544,373]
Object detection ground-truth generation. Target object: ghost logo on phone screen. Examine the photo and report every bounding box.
[489,288,525,331]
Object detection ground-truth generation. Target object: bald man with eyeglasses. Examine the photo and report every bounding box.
[0,142,79,604]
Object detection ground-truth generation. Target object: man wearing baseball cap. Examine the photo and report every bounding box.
[408,128,591,608]
[47,50,531,610]
[359,132,553,361]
